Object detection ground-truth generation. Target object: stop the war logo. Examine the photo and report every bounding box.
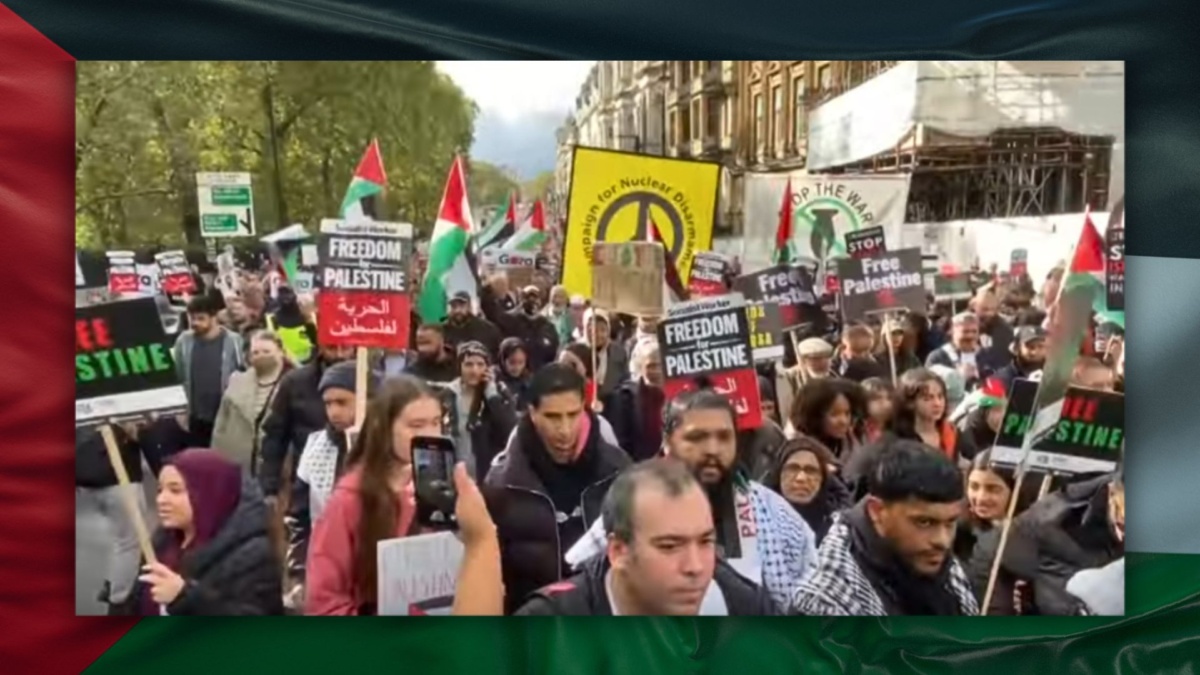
[76,297,186,423]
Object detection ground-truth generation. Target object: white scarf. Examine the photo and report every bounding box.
[296,430,340,524]
[725,487,762,585]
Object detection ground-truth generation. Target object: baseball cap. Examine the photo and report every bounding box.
[1014,325,1047,346]
[449,290,471,304]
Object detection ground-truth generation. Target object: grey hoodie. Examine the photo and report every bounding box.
[1065,557,1125,616]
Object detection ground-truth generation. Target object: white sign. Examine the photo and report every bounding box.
[741,173,911,272]
[197,172,255,238]
[377,532,463,616]
[493,250,536,269]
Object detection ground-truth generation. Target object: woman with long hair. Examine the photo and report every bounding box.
[890,368,976,464]
[763,436,851,544]
[305,375,444,615]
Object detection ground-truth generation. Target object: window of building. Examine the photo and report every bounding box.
[679,107,690,146]
[706,96,720,138]
[691,99,701,140]
[771,84,783,152]
[668,110,677,146]
[818,64,832,91]
[792,75,805,145]
[753,93,764,152]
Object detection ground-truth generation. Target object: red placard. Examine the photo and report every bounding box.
[107,271,137,295]
[160,272,196,295]
[662,368,762,430]
[318,291,410,350]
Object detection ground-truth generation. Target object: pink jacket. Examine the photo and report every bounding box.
[305,467,417,615]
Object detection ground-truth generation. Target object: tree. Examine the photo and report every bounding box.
[466,160,520,211]
[76,61,477,248]
[522,170,556,200]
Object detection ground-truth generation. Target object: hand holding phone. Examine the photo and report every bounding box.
[412,436,459,530]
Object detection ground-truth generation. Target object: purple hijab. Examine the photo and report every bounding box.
[143,449,242,615]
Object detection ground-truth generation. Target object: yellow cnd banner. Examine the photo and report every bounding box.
[561,147,720,300]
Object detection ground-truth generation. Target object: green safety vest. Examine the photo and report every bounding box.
[267,314,314,364]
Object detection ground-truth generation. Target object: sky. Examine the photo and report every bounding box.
[436,61,595,121]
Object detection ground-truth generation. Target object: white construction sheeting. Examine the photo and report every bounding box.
[805,61,1125,208]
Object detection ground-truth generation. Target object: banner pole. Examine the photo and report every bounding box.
[99,424,157,566]
[353,347,369,444]
[884,312,899,386]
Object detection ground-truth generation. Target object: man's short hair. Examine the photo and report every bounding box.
[868,440,964,504]
[417,322,445,336]
[528,362,586,408]
[662,389,736,436]
[186,294,219,316]
[602,458,699,544]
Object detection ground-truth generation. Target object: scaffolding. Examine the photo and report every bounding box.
[821,127,1113,222]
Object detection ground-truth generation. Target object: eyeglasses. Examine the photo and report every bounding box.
[782,465,822,480]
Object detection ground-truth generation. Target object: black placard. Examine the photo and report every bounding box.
[844,226,887,260]
[75,297,186,424]
[1106,227,1124,311]
[835,247,926,320]
[993,379,1124,474]
[733,265,824,330]
[745,300,785,362]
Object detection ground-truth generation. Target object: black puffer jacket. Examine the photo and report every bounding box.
[483,414,630,614]
[515,552,779,615]
[137,474,283,615]
[440,381,519,479]
[259,361,328,497]
[443,314,503,360]
[998,474,1123,616]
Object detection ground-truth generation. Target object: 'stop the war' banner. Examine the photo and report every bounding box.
[75,297,187,425]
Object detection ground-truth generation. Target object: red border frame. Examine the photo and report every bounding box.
[0,6,135,672]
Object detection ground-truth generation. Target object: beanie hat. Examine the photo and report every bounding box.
[456,340,491,365]
[318,361,359,396]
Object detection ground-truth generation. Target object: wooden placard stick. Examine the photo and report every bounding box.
[99,424,157,565]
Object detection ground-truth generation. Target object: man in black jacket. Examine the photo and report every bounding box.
[483,363,630,614]
[516,458,778,615]
[258,343,353,500]
[442,290,502,358]
[405,323,459,384]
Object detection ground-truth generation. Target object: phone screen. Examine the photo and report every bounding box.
[412,436,458,530]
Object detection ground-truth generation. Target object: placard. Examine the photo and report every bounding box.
[75,297,187,425]
[377,532,463,616]
[1106,227,1124,311]
[658,293,762,429]
[844,226,887,260]
[592,242,664,316]
[933,273,973,302]
[835,247,926,320]
[688,251,731,297]
[155,250,196,295]
[490,249,537,289]
[1010,248,1029,277]
[992,379,1124,474]
[317,219,413,350]
[733,265,823,330]
[746,301,784,363]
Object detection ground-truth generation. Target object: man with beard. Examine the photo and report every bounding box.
[442,290,501,358]
[404,323,459,384]
[510,285,560,370]
[483,363,630,614]
[567,390,817,610]
[992,326,1047,393]
[790,440,979,616]
[259,343,355,502]
[283,361,373,613]
[516,458,778,616]
[925,312,1004,387]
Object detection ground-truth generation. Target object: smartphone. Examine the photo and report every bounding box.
[412,436,458,530]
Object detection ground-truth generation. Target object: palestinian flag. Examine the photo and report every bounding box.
[977,377,1007,408]
[501,199,548,252]
[1063,208,1124,329]
[474,192,517,253]
[773,177,796,264]
[418,155,478,323]
[340,139,387,221]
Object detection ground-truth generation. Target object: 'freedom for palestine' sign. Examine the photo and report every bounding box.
[835,247,926,320]
[317,219,414,350]
[75,297,187,425]
[991,379,1125,475]
[659,293,762,430]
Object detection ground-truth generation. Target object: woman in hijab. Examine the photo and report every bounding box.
[495,337,533,409]
[136,449,282,615]
[764,436,851,545]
